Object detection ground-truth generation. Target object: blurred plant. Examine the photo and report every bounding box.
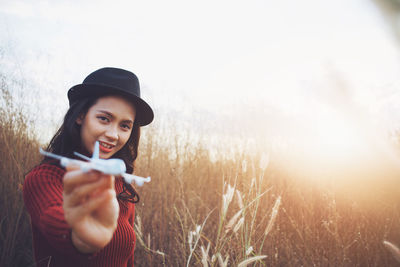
[0,72,40,266]
[383,240,400,262]
[373,0,400,43]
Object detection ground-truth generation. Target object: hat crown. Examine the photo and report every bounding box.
[68,67,154,126]
[83,67,140,97]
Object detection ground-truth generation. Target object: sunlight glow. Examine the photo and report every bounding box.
[309,111,366,162]
[263,97,400,184]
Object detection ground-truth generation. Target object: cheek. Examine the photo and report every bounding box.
[117,130,132,146]
[80,119,102,146]
[85,118,102,135]
[120,132,132,145]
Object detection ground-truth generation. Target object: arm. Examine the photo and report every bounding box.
[23,164,90,257]
[24,164,120,256]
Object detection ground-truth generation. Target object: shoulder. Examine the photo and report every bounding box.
[26,163,66,180]
[24,163,66,190]
[23,163,66,208]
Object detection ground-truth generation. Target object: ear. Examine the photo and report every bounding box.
[76,114,85,125]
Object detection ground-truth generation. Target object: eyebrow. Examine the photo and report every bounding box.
[97,110,134,124]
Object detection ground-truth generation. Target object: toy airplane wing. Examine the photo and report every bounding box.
[40,148,90,170]
[73,141,99,161]
[92,141,99,159]
[121,173,151,187]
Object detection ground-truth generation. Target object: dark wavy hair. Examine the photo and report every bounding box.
[43,95,141,203]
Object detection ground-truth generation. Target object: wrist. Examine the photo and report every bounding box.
[71,230,99,254]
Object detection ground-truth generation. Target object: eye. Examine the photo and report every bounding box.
[97,116,110,122]
[121,123,131,130]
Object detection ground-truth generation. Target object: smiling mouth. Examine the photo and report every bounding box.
[99,141,114,152]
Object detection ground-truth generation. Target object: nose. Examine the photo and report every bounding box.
[105,124,119,141]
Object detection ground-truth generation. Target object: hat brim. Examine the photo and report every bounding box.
[68,84,154,126]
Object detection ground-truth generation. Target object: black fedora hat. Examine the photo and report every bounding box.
[68,67,154,126]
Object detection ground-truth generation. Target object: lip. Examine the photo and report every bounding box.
[98,141,115,153]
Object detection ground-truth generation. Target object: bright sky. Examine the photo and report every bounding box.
[2,0,400,177]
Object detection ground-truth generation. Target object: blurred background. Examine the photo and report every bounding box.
[2,0,400,266]
[2,0,400,175]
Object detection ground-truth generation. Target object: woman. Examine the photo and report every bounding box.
[23,67,154,266]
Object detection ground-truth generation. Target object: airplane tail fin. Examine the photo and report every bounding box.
[93,141,100,159]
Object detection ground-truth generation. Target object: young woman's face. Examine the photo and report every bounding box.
[76,95,136,159]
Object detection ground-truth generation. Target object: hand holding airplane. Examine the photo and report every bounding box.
[39,141,151,186]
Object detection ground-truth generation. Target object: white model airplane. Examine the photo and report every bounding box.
[39,141,151,186]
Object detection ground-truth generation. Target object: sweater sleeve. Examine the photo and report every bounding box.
[23,164,95,260]
[127,204,136,267]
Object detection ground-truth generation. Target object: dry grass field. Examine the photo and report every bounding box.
[0,76,40,266]
[1,75,400,266]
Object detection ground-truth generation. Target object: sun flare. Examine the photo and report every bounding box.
[307,111,367,163]
[272,105,400,182]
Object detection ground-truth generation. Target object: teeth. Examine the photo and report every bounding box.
[100,142,112,149]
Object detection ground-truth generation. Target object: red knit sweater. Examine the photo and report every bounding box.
[23,163,136,267]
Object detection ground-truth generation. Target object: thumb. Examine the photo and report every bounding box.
[66,161,84,172]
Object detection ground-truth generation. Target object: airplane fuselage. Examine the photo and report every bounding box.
[91,158,126,175]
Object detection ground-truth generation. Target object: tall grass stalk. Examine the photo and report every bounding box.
[186,210,213,267]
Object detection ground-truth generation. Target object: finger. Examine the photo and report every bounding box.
[64,188,114,222]
[63,170,101,194]
[78,189,116,215]
[64,189,119,231]
[66,176,113,207]
[65,162,82,172]
[103,174,115,189]
[88,174,115,199]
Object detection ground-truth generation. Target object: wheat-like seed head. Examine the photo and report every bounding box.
[222,183,235,216]
[264,196,282,237]
[200,243,210,267]
[237,255,267,267]
[216,252,229,267]
[246,246,254,256]
[236,189,244,209]
[233,217,244,233]
[225,209,243,234]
